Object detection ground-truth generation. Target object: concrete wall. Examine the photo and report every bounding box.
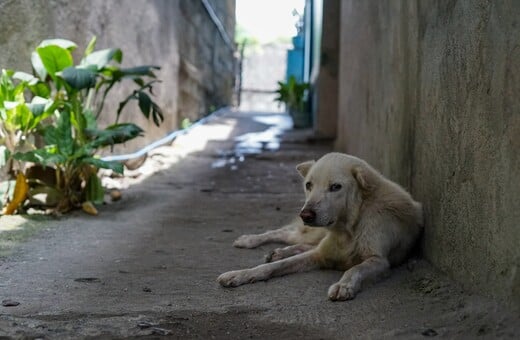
[314,0,339,139]
[332,0,520,310]
[0,0,235,149]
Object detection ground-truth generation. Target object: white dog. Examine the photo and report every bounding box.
[218,153,423,301]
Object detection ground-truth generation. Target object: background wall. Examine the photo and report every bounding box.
[239,42,289,113]
[330,0,519,310]
[313,0,339,139]
[0,0,236,149]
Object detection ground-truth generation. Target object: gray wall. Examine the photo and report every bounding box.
[332,0,519,310]
[314,0,339,139]
[0,0,235,149]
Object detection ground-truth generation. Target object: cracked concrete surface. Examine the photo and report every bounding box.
[0,110,518,339]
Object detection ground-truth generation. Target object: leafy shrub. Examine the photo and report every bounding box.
[0,37,163,214]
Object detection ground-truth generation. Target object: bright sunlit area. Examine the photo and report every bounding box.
[236,0,305,112]
[235,0,304,43]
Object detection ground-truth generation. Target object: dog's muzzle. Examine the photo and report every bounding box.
[300,208,316,225]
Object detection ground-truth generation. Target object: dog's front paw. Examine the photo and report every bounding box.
[327,282,357,301]
[233,235,263,248]
[265,248,285,262]
[217,269,252,287]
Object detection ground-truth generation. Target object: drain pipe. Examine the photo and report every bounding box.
[101,107,229,162]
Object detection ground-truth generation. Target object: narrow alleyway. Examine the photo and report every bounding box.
[0,110,518,339]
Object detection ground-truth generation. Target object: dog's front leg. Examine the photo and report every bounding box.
[218,250,319,287]
[328,256,389,301]
[265,244,315,262]
[233,220,304,248]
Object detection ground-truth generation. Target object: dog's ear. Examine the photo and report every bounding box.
[351,165,375,194]
[296,160,315,178]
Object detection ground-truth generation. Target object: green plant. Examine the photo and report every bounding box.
[0,37,163,214]
[274,75,309,113]
[0,69,54,176]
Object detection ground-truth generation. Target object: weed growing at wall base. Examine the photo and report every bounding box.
[0,37,163,214]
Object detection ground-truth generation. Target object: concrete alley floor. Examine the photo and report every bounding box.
[0,110,518,339]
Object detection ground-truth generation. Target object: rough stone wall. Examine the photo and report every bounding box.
[334,0,520,310]
[0,0,235,149]
[176,0,236,122]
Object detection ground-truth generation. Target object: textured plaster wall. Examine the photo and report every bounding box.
[314,0,340,139]
[0,0,235,149]
[334,0,520,309]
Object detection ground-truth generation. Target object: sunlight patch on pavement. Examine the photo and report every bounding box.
[102,118,237,189]
[174,118,237,156]
[0,216,26,232]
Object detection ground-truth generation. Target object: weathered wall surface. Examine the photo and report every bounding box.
[0,0,235,149]
[314,0,339,139]
[334,0,520,310]
[336,1,417,186]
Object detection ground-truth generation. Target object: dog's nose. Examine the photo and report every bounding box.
[300,209,316,224]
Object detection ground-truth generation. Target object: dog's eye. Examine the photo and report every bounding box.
[329,183,342,192]
[305,182,313,191]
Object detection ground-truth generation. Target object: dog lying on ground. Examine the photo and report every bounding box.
[217,152,423,301]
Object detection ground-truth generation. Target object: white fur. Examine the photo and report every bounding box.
[218,152,423,301]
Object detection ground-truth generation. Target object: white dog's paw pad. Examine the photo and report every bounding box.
[233,235,262,248]
[217,270,252,287]
[327,282,357,301]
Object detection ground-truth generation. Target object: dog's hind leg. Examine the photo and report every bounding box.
[265,244,315,262]
[218,250,320,287]
[233,219,325,248]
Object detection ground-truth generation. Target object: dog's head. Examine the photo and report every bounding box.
[296,153,375,228]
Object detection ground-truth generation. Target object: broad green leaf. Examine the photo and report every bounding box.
[133,78,145,87]
[12,71,39,85]
[13,103,33,130]
[38,39,77,51]
[82,48,122,70]
[82,157,123,173]
[85,173,104,205]
[14,148,66,166]
[137,91,151,119]
[83,109,97,130]
[84,36,97,57]
[43,125,59,145]
[13,83,26,99]
[86,123,143,148]
[27,96,49,116]
[55,111,73,156]
[31,51,47,80]
[60,66,97,90]
[36,45,74,79]
[4,101,19,110]
[151,101,164,127]
[28,82,51,97]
